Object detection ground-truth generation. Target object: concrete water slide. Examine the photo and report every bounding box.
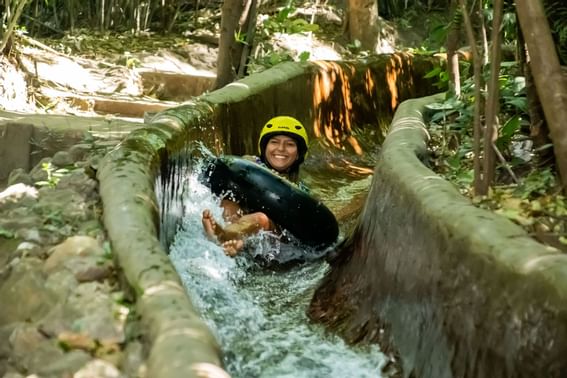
[96,55,567,378]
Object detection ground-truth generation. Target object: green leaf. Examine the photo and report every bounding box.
[426,102,453,111]
[497,115,522,150]
[0,227,14,239]
[298,51,310,62]
[504,96,527,112]
[500,115,521,139]
[269,53,283,65]
[428,23,449,45]
[424,66,443,79]
[276,6,294,22]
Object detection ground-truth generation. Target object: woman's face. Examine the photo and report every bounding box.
[265,135,299,172]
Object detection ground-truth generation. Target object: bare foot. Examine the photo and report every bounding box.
[202,209,224,240]
[222,239,245,257]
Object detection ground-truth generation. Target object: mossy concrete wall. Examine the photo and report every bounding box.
[309,95,567,377]
[97,54,436,378]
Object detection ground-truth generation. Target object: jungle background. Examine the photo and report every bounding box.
[1,0,567,251]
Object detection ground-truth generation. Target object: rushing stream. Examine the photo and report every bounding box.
[168,157,386,377]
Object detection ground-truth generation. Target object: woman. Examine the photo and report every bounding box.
[202,115,309,256]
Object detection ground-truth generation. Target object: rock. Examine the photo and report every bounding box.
[56,169,98,201]
[0,238,21,272]
[40,282,126,345]
[29,157,51,183]
[44,269,79,300]
[58,331,97,351]
[14,228,42,244]
[0,183,38,211]
[44,236,112,283]
[6,323,92,377]
[37,302,78,338]
[0,258,57,326]
[74,264,113,283]
[77,219,105,240]
[35,349,91,377]
[73,359,125,378]
[35,188,91,223]
[69,144,92,162]
[68,283,126,344]
[51,151,73,167]
[45,252,112,283]
[12,224,67,246]
[0,323,21,359]
[9,323,48,359]
[7,168,33,186]
[95,341,123,366]
[45,236,105,266]
[86,155,101,171]
[0,215,41,235]
[15,241,45,259]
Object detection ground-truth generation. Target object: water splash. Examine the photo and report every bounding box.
[169,170,387,378]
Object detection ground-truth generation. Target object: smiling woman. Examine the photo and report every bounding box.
[264,135,299,172]
[200,115,338,257]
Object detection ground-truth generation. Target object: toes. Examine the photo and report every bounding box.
[202,209,218,240]
[222,240,244,257]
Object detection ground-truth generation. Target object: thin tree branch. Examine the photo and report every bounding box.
[460,0,484,195]
[1,0,30,53]
[481,0,503,193]
[492,142,519,183]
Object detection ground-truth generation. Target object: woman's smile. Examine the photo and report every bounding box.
[265,135,298,172]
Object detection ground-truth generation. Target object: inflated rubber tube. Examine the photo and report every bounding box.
[201,155,339,250]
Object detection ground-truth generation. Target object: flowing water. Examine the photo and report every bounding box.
[168,156,385,377]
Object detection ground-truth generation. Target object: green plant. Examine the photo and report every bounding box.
[102,241,113,259]
[262,5,319,35]
[424,64,450,90]
[43,209,65,227]
[0,226,15,239]
[234,30,248,45]
[516,168,557,199]
[35,162,70,188]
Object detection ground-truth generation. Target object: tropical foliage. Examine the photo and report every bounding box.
[1,0,567,248]
[423,0,567,249]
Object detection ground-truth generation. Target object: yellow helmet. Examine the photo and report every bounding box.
[258,116,309,164]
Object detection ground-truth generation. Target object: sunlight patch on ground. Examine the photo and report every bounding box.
[135,49,216,76]
[0,57,34,112]
[273,33,343,61]
[18,45,145,98]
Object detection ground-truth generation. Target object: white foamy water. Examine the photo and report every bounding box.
[169,171,386,378]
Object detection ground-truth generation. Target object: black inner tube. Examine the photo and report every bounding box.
[201,156,339,251]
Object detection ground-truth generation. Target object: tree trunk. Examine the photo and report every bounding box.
[236,0,257,79]
[517,23,550,159]
[347,0,380,52]
[480,0,503,193]
[477,0,488,65]
[460,0,484,195]
[515,0,567,189]
[214,0,253,89]
[446,0,461,97]
[0,0,30,54]
[65,0,75,33]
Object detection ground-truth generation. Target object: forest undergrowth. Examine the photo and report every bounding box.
[425,64,567,253]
